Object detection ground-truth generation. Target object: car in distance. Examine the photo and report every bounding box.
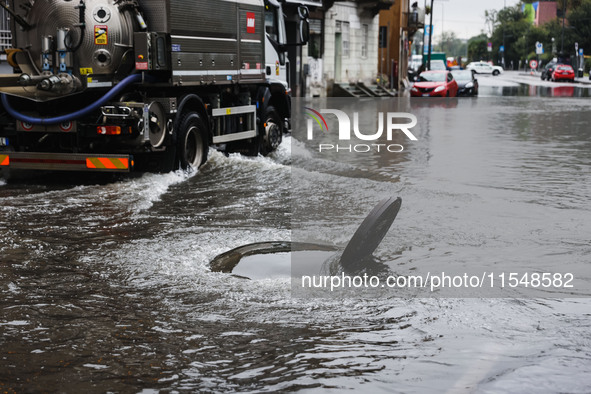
[409,54,423,71]
[551,64,575,82]
[411,70,458,97]
[540,61,557,81]
[429,59,447,71]
[466,61,503,76]
[451,70,478,96]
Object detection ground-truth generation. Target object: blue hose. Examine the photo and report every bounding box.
[1,73,145,125]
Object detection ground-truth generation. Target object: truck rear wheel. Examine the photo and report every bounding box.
[260,106,282,156]
[177,112,208,170]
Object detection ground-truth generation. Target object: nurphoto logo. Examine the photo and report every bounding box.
[305,107,418,153]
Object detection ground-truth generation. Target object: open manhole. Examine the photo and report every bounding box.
[210,197,402,279]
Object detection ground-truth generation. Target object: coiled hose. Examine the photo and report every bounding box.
[1,73,145,125]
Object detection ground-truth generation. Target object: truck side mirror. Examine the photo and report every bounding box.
[300,19,309,43]
[298,6,310,44]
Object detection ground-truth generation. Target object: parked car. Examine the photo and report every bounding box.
[411,70,458,97]
[451,70,479,96]
[540,61,557,81]
[551,64,575,82]
[466,61,503,76]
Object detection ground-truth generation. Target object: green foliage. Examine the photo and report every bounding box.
[567,0,591,53]
[470,0,591,68]
[467,34,489,62]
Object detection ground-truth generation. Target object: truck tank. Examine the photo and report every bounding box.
[7,0,139,100]
[6,0,265,100]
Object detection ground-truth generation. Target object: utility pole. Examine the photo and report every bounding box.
[502,0,506,68]
[427,0,434,70]
[560,0,566,55]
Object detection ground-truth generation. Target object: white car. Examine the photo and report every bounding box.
[466,61,503,76]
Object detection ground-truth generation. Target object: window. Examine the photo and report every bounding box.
[342,21,350,58]
[418,72,445,82]
[379,26,388,48]
[308,19,322,59]
[361,24,368,58]
[265,6,278,42]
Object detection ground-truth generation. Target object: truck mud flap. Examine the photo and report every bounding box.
[0,152,133,172]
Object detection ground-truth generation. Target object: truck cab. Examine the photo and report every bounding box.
[264,0,289,88]
[264,0,309,90]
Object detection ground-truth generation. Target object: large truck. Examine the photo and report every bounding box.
[0,0,309,173]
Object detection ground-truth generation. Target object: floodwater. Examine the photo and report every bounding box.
[477,72,591,97]
[1,94,591,392]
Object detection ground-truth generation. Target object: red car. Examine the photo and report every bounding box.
[411,70,458,97]
[551,64,575,82]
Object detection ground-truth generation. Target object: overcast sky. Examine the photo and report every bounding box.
[426,0,521,40]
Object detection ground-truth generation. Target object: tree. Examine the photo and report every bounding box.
[488,4,530,67]
[484,10,498,37]
[486,0,591,68]
[567,0,591,54]
[467,34,489,62]
[437,31,467,58]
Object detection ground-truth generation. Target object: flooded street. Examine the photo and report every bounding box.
[2,94,591,392]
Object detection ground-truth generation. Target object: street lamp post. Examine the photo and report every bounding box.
[427,0,434,70]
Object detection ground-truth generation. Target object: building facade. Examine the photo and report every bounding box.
[523,1,557,26]
[378,0,423,92]
[305,1,392,96]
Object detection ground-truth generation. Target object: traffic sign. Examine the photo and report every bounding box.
[529,59,538,69]
[575,42,578,51]
[487,42,492,52]
[500,45,505,52]
[535,42,543,55]
[579,48,584,56]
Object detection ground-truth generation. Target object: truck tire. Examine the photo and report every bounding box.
[177,112,208,170]
[260,106,282,156]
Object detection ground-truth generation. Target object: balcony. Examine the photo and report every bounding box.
[321,0,394,16]
[359,0,395,15]
[403,7,425,35]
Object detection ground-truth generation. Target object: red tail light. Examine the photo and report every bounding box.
[97,126,122,135]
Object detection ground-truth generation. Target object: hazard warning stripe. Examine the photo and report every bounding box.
[86,157,129,170]
[0,154,9,166]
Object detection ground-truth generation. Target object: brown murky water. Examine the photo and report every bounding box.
[1,96,591,392]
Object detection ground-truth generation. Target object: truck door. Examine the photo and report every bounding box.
[264,0,288,86]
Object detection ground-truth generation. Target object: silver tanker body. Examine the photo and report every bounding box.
[0,0,308,173]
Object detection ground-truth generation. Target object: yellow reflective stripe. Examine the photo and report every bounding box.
[86,157,129,169]
[116,158,129,169]
[86,158,102,169]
